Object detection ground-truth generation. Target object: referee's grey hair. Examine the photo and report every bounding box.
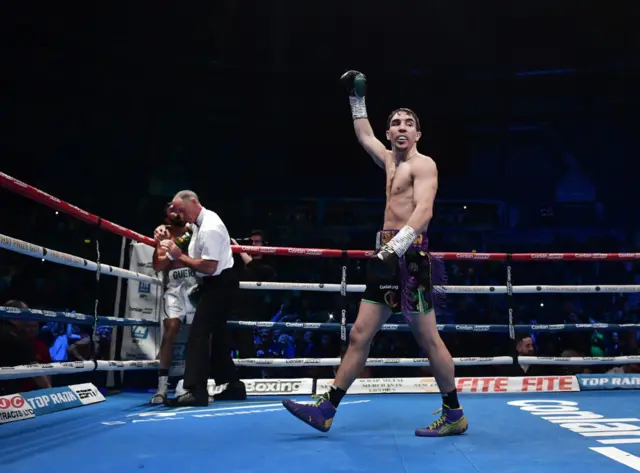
[173,190,200,203]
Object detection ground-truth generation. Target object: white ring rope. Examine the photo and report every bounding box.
[235,356,514,367]
[0,233,161,285]
[233,355,640,367]
[226,320,640,333]
[1,231,638,380]
[3,232,639,294]
[239,281,640,294]
[2,179,637,394]
[0,306,159,326]
[518,356,640,366]
[0,360,160,379]
[1,355,638,379]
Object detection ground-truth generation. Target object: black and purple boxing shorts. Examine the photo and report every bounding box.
[362,230,447,318]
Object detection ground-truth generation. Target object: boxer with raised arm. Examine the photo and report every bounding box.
[281,71,467,437]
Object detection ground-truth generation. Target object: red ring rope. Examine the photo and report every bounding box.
[3,172,639,261]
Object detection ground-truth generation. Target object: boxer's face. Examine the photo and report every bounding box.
[386,111,421,151]
[165,208,186,227]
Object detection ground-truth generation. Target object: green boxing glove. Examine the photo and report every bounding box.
[340,70,368,120]
[174,231,192,252]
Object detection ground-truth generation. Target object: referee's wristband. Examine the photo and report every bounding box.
[166,253,175,261]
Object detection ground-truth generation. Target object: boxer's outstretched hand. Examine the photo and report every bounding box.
[340,70,367,98]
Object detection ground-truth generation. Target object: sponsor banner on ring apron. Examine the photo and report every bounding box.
[577,373,640,390]
[20,384,105,417]
[122,242,190,377]
[175,378,314,397]
[122,243,161,364]
[0,394,35,424]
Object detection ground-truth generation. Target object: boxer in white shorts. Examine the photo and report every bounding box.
[150,204,197,404]
[163,267,197,325]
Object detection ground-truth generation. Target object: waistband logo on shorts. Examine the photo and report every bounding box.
[376,230,429,251]
[379,285,399,290]
[170,268,195,280]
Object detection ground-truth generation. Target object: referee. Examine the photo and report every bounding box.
[160,190,246,406]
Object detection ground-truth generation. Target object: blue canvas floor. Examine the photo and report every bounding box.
[1,391,639,473]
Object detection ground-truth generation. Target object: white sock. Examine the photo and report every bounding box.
[157,376,169,391]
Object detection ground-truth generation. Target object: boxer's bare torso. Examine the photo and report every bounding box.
[352,108,438,235]
[382,151,438,231]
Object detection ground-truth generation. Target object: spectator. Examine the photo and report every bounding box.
[230,230,278,356]
[236,230,277,282]
[19,315,53,392]
[607,349,640,374]
[0,300,51,395]
[300,331,320,357]
[49,324,87,362]
[272,334,296,359]
[317,334,335,358]
[619,330,639,355]
[558,349,591,375]
[501,335,553,376]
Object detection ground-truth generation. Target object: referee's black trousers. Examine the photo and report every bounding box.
[183,269,239,392]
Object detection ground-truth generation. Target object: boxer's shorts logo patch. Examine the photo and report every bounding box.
[384,291,399,309]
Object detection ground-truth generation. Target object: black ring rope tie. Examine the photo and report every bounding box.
[90,217,103,361]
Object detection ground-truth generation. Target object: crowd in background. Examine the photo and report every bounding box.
[229,229,640,380]
[1,197,639,394]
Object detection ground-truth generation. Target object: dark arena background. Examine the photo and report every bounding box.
[1,2,640,473]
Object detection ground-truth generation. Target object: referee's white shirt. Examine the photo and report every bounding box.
[188,207,234,277]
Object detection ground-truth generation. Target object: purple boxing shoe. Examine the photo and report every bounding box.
[282,393,337,433]
[415,406,468,437]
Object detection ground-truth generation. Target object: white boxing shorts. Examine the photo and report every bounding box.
[163,267,198,324]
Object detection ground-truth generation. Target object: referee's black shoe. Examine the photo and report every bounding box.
[213,380,247,401]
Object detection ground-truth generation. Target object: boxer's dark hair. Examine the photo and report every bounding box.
[386,108,421,132]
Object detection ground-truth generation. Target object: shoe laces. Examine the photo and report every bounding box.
[425,408,447,430]
[310,393,328,407]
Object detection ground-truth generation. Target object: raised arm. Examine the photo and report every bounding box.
[340,70,388,168]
